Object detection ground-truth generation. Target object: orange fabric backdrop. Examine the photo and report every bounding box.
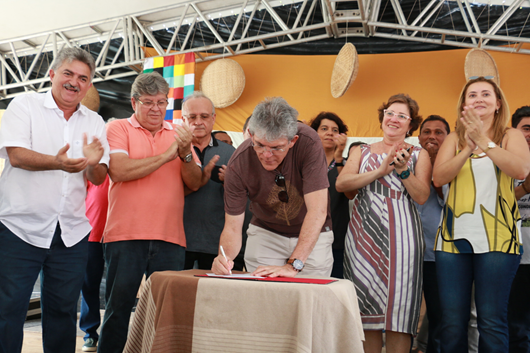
[192,49,530,137]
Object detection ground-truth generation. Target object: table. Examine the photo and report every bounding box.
[124,270,364,353]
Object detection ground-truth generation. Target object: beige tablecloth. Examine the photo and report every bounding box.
[124,270,364,353]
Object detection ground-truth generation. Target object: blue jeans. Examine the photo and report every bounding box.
[0,221,88,353]
[508,264,530,353]
[79,241,105,341]
[98,240,185,353]
[436,251,520,353]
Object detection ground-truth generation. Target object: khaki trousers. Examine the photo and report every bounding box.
[244,224,334,276]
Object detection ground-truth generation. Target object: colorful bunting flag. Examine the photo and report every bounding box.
[143,53,195,122]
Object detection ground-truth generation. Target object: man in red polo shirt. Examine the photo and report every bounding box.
[98,72,202,353]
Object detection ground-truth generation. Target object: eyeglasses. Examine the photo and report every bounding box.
[252,141,287,155]
[384,109,411,121]
[137,98,168,109]
[184,114,213,121]
[469,76,495,80]
[275,173,289,203]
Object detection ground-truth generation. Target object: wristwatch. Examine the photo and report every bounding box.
[287,258,304,272]
[335,160,344,167]
[483,141,496,153]
[396,168,411,180]
[180,152,193,163]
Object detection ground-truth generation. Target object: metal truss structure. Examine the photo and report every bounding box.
[1,0,530,100]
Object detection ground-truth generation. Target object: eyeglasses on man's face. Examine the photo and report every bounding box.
[275,173,289,203]
[384,109,411,121]
[252,140,287,156]
[137,98,168,110]
[184,114,213,121]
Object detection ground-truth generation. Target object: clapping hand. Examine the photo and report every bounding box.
[83,134,104,166]
[461,106,485,149]
[334,133,348,161]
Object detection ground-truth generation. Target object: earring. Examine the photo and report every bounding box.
[496,109,499,114]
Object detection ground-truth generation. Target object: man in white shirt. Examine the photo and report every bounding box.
[0,48,110,353]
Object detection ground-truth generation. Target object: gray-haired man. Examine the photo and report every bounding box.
[212,97,333,278]
[98,72,202,353]
[182,92,236,270]
[0,48,109,353]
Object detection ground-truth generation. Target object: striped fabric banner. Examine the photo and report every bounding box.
[143,53,195,122]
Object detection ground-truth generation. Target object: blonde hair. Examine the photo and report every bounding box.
[455,77,509,149]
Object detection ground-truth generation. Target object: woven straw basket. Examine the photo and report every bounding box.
[464,49,500,86]
[81,85,100,112]
[200,59,245,108]
[331,43,359,98]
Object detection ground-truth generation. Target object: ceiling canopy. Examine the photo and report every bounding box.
[1,0,530,100]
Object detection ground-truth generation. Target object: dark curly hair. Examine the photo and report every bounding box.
[309,112,349,134]
[377,93,422,137]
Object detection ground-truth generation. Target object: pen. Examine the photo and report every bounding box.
[220,245,232,275]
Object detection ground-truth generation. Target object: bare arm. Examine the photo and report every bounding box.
[474,128,530,180]
[7,145,89,173]
[86,164,108,185]
[179,158,201,192]
[175,124,201,191]
[108,142,179,182]
[515,177,530,201]
[433,132,471,187]
[7,133,108,185]
[252,188,328,278]
[336,143,396,193]
[211,213,245,275]
[334,133,348,174]
[83,134,107,185]
[393,148,432,204]
[338,147,360,199]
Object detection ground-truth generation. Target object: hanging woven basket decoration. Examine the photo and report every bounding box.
[200,59,246,108]
[81,85,101,112]
[464,48,500,86]
[331,43,359,98]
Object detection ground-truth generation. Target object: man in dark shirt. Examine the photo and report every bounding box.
[212,97,333,277]
[182,92,235,270]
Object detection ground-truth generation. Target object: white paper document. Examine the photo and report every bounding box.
[206,273,265,279]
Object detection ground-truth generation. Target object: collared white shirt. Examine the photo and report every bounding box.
[0,91,110,248]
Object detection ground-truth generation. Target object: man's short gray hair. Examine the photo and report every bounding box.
[182,91,215,116]
[131,72,169,100]
[50,48,96,80]
[248,97,299,141]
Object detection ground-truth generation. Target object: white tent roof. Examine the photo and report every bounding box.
[2,0,530,99]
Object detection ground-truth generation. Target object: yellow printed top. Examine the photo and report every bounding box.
[435,152,521,254]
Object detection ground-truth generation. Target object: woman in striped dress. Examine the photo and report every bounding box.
[336,94,431,353]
